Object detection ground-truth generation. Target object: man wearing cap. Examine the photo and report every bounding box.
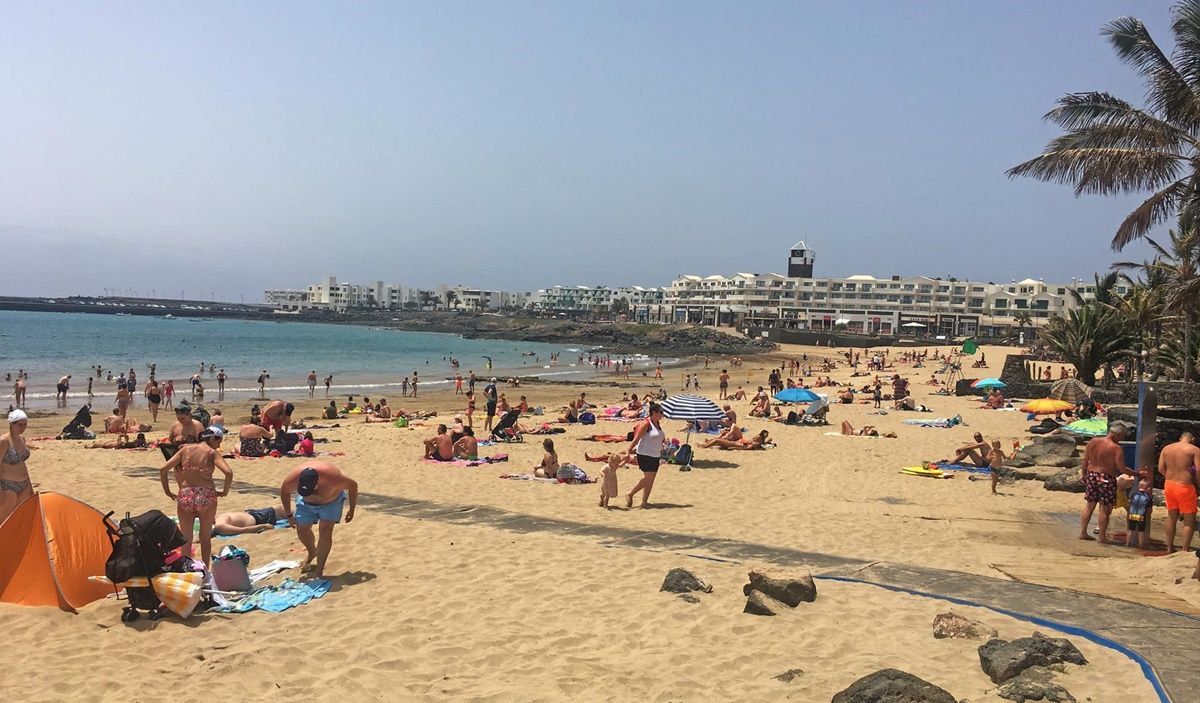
[483,378,498,432]
[280,461,358,580]
[1079,422,1133,544]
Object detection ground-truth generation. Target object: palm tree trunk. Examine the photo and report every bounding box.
[1186,318,1196,384]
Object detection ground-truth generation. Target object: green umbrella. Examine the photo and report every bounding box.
[1062,417,1108,437]
[961,339,978,355]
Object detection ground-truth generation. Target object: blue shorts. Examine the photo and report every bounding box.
[295,491,347,525]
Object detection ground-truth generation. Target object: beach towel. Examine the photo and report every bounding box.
[932,462,992,475]
[902,417,961,428]
[585,434,630,443]
[249,560,301,584]
[422,453,509,467]
[499,474,559,483]
[214,577,331,614]
[599,416,641,423]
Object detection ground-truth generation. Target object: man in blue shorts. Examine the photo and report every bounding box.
[280,461,359,579]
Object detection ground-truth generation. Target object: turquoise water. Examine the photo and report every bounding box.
[0,310,634,408]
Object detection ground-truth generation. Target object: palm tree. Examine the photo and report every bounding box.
[1041,304,1138,384]
[1069,271,1123,307]
[1014,310,1034,331]
[1107,280,1164,380]
[443,290,458,311]
[1119,227,1200,381]
[1007,1,1200,250]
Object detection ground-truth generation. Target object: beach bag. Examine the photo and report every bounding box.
[579,412,596,425]
[674,444,694,466]
[556,463,588,483]
[191,406,211,428]
[393,417,408,428]
[533,406,544,416]
[211,549,252,592]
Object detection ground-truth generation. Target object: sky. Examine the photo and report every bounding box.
[0,1,1177,301]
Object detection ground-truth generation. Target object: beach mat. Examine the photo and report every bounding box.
[933,462,993,475]
[900,466,953,479]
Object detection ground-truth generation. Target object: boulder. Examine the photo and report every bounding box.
[743,590,784,616]
[997,465,1061,482]
[1008,435,1079,469]
[978,632,1088,684]
[931,612,998,641]
[772,668,804,683]
[741,570,816,607]
[996,666,1076,702]
[1042,468,1085,493]
[830,669,957,703]
[660,568,712,594]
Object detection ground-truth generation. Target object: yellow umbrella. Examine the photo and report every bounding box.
[1020,398,1075,415]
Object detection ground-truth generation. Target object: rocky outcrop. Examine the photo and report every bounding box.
[996,666,1076,702]
[660,568,712,594]
[978,632,1087,684]
[931,612,998,641]
[1042,468,1085,493]
[1008,435,1079,469]
[830,669,957,703]
[743,590,784,616]
[741,571,816,607]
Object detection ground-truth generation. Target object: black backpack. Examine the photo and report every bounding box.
[105,510,187,583]
[191,405,211,428]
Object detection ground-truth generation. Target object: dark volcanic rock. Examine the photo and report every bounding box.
[660,568,712,594]
[741,571,816,607]
[830,669,957,703]
[677,593,701,604]
[1008,435,1079,469]
[743,590,784,616]
[978,632,1088,684]
[772,668,804,683]
[996,666,1076,702]
[931,611,998,640]
[1042,468,1085,493]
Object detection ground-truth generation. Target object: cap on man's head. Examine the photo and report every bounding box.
[297,467,320,497]
[200,426,225,440]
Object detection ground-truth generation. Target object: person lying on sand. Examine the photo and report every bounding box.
[87,432,149,449]
[585,449,636,465]
[700,425,742,447]
[840,421,896,438]
[703,429,770,450]
[213,505,286,535]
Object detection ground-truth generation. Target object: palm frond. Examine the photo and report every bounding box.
[1103,15,1200,126]
[1170,0,1200,92]
[1113,180,1192,249]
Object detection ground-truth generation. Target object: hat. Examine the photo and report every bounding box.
[200,426,225,439]
[297,467,320,497]
[8,409,28,423]
[490,377,497,382]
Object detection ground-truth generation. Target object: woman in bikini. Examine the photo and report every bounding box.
[159,427,232,565]
[0,409,34,523]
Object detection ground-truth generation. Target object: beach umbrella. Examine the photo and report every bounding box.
[1020,398,1074,415]
[774,387,820,403]
[961,339,978,355]
[1050,378,1091,403]
[1061,417,1108,437]
[971,378,1006,390]
[660,394,725,421]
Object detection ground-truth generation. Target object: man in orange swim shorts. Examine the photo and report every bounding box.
[1158,431,1200,553]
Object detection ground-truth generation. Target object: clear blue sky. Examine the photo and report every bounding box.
[0,1,1172,300]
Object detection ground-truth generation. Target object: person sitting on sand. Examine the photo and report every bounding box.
[168,406,204,445]
[297,431,315,457]
[947,432,991,467]
[237,421,273,457]
[424,424,453,461]
[700,425,745,448]
[453,426,478,461]
[559,400,579,424]
[213,505,285,536]
[720,404,737,429]
[984,389,1007,409]
[87,432,149,449]
[838,388,854,404]
[534,438,559,478]
[323,401,339,420]
[261,400,294,433]
[620,395,643,418]
[209,409,225,433]
[497,393,510,413]
[364,398,393,423]
[104,408,128,434]
[577,392,592,410]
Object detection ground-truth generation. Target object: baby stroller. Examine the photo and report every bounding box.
[104,509,188,622]
[491,409,525,442]
[60,405,95,440]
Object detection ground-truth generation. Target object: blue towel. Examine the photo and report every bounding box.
[218,577,331,613]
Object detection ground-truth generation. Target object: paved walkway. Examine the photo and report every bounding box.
[126,466,1198,701]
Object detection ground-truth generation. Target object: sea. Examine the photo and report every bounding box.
[0,310,660,409]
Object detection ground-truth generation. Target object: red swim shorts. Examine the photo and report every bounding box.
[262,415,283,432]
[1164,480,1198,515]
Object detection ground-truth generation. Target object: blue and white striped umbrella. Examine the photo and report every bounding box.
[660,394,725,421]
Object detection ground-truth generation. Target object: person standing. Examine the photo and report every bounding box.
[0,410,33,524]
[12,376,25,407]
[718,369,729,399]
[257,369,269,397]
[455,373,463,395]
[116,382,132,422]
[1158,432,1200,553]
[280,462,358,580]
[87,376,94,397]
[410,371,419,398]
[307,370,317,397]
[483,378,498,431]
[324,374,333,396]
[217,369,227,394]
[1079,424,1132,544]
[158,427,232,565]
[145,379,162,422]
[401,376,409,397]
[625,402,665,509]
[56,374,71,403]
[163,379,175,409]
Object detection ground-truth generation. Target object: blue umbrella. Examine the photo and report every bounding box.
[971,378,1006,390]
[774,387,820,403]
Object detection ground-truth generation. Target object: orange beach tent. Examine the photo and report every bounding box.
[0,492,117,612]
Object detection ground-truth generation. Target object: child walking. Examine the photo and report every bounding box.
[987,439,1007,495]
[599,452,622,508]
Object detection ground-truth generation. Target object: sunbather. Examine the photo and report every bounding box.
[704,429,770,450]
[213,505,285,535]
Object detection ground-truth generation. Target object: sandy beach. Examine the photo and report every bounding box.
[0,343,1183,701]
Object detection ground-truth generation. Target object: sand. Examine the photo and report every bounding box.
[0,343,1183,701]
